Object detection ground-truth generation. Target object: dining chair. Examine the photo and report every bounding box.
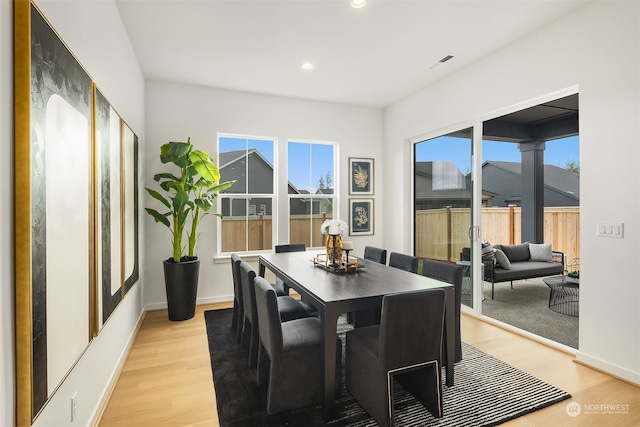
[230,253,244,343]
[253,275,342,415]
[363,246,387,264]
[273,243,306,295]
[388,252,419,273]
[346,288,446,426]
[239,261,311,367]
[421,258,463,363]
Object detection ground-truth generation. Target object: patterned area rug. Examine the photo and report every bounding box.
[205,308,570,426]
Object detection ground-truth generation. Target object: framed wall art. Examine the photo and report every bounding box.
[15,2,94,423]
[349,157,374,195]
[349,198,374,235]
[15,2,140,424]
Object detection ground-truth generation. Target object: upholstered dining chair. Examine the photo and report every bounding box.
[421,258,463,363]
[272,243,306,295]
[346,288,446,426]
[363,246,387,264]
[253,276,342,415]
[388,252,419,273]
[239,261,311,367]
[230,253,244,343]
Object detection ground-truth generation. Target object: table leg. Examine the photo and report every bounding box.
[444,286,455,386]
[321,306,339,420]
[258,261,266,278]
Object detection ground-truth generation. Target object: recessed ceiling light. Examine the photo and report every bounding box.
[350,0,366,9]
[302,62,314,70]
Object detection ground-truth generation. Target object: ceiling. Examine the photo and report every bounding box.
[115,0,589,109]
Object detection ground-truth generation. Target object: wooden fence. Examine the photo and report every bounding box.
[416,206,580,264]
[223,207,580,264]
[221,214,332,252]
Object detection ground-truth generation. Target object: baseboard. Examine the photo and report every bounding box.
[574,352,640,387]
[145,294,234,312]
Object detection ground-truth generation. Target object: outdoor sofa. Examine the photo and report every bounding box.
[461,243,565,300]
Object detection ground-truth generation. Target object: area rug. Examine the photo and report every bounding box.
[205,308,570,426]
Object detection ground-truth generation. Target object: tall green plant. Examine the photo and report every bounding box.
[145,138,235,262]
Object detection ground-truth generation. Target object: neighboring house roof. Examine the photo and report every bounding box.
[219,149,334,197]
[482,161,580,201]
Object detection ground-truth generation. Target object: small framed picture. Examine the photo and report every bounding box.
[349,157,374,195]
[349,198,374,235]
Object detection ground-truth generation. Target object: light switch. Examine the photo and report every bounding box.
[597,222,624,238]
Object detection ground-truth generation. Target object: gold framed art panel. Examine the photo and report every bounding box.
[14,1,140,424]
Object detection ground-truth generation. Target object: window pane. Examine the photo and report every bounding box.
[248,199,272,251]
[221,198,248,252]
[219,136,274,194]
[288,141,335,247]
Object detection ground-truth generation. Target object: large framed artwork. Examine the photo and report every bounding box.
[349,198,374,235]
[122,123,140,294]
[15,2,140,424]
[15,2,94,423]
[95,87,123,326]
[349,157,374,195]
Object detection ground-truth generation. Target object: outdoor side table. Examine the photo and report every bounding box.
[542,276,579,317]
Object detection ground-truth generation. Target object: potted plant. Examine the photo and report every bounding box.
[146,138,234,320]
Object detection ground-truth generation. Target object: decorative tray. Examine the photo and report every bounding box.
[312,253,362,274]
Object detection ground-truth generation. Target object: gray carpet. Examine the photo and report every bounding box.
[480,277,579,349]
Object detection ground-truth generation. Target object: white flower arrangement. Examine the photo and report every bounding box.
[320,219,349,235]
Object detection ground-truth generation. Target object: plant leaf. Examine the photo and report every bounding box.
[190,150,220,183]
[145,208,171,228]
[145,188,171,209]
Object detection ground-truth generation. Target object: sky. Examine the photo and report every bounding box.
[415,135,580,174]
[219,134,579,191]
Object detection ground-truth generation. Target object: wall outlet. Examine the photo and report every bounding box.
[71,392,78,422]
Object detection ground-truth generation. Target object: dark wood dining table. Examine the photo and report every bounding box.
[258,251,455,420]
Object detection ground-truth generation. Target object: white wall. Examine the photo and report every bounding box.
[144,81,383,308]
[383,0,640,383]
[2,0,147,425]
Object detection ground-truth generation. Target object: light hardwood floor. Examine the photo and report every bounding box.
[99,303,639,427]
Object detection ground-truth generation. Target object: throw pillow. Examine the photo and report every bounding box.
[529,243,553,262]
[494,248,511,270]
[500,242,530,262]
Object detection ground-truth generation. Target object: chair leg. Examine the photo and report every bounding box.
[231,300,238,331]
[256,342,270,385]
[248,320,259,367]
[395,361,443,420]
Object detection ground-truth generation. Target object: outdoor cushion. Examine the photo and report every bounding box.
[492,261,563,281]
[494,249,511,269]
[529,243,553,262]
[501,243,530,262]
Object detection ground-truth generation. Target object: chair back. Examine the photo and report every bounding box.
[275,243,306,253]
[231,254,243,302]
[253,276,283,358]
[363,246,387,264]
[239,261,258,324]
[421,259,462,287]
[378,289,445,371]
[388,252,419,273]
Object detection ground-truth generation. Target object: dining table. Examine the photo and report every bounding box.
[258,251,455,420]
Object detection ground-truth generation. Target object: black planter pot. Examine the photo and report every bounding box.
[163,257,200,321]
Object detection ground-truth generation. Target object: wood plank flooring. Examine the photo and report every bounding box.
[98,303,639,426]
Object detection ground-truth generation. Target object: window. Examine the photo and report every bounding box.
[218,135,275,253]
[288,141,336,247]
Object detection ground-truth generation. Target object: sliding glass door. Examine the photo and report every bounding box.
[414,127,476,308]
